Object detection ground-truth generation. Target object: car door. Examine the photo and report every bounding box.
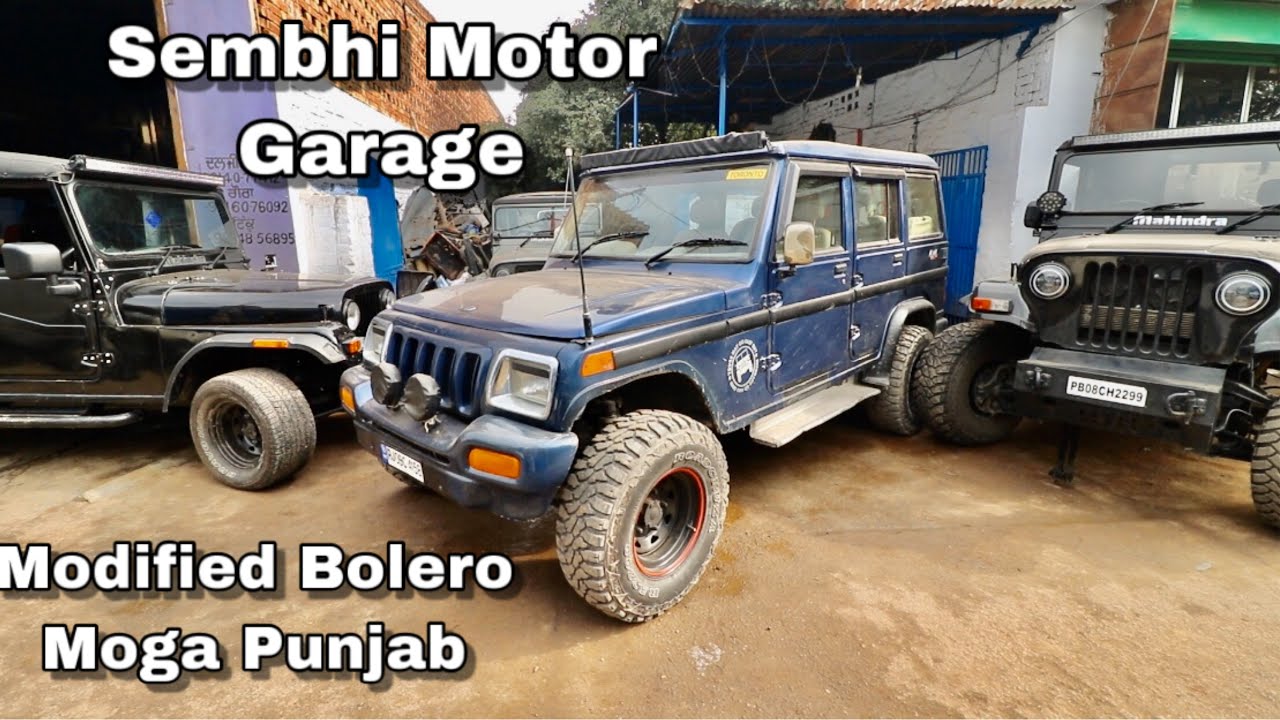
[903,172,949,301]
[0,184,100,386]
[850,167,907,362]
[768,162,853,392]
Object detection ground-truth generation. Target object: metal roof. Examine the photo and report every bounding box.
[623,0,1068,137]
[0,151,72,180]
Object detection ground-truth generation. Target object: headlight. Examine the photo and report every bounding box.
[486,350,558,420]
[363,322,390,365]
[342,299,362,331]
[379,288,396,308]
[1216,273,1271,316]
[1028,262,1071,300]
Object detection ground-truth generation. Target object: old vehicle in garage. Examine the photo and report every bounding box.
[915,121,1280,528]
[486,191,574,277]
[341,131,951,621]
[0,152,393,490]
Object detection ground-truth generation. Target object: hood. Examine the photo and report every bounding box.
[1026,233,1280,264]
[116,268,381,326]
[394,268,744,339]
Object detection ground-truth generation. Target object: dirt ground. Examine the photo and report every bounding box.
[1,410,1279,718]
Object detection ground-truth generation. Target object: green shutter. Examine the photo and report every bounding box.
[1171,0,1280,65]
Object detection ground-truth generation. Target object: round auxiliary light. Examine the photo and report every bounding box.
[370,362,404,407]
[1036,191,1068,216]
[379,287,396,309]
[1029,262,1071,300]
[493,265,515,277]
[342,299,362,331]
[403,374,443,422]
[1216,273,1271,316]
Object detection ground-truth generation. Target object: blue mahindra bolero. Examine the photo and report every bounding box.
[341,132,950,622]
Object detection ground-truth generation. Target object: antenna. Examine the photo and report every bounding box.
[565,147,594,342]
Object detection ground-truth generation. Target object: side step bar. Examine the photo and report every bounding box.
[749,382,880,448]
[0,411,143,429]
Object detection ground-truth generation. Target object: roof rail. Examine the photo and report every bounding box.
[579,131,771,172]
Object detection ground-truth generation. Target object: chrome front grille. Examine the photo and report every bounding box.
[1076,261,1201,358]
[383,329,488,417]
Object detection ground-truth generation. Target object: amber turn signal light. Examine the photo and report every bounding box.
[581,350,616,377]
[344,338,363,355]
[251,338,290,349]
[468,447,521,479]
[970,297,1012,313]
[340,386,356,414]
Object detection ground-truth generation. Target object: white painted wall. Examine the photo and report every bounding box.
[273,79,427,276]
[763,6,1108,286]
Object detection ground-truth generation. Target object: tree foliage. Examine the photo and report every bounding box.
[506,0,824,190]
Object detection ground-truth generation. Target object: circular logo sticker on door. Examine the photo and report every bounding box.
[727,339,760,393]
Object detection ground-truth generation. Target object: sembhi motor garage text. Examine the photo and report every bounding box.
[2,543,513,684]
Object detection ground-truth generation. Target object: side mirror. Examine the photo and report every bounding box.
[782,222,816,266]
[1023,202,1044,229]
[2,242,63,280]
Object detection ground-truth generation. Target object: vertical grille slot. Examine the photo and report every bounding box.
[1076,261,1199,358]
[383,329,490,418]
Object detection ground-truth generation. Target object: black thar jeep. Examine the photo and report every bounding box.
[914,121,1280,529]
[0,152,393,489]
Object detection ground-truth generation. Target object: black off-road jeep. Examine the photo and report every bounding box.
[0,152,393,489]
[915,121,1280,527]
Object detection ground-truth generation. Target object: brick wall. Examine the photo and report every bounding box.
[253,0,502,134]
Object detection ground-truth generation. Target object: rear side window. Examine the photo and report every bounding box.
[906,176,943,240]
[854,179,900,247]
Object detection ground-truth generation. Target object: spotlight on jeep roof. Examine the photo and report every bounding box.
[1025,191,1068,229]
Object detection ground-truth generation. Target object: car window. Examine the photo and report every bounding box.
[783,174,845,258]
[0,187,75,269]
[855,179,901,248]
[906,176,943,240]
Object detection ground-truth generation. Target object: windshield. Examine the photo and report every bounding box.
[1058,141,1280,213]
[494,205,566,239]
[549,162,775,262]
[73,183,238,255]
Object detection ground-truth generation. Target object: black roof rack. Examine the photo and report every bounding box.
[579,132,772,172]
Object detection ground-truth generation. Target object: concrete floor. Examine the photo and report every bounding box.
[1,411,1279,718]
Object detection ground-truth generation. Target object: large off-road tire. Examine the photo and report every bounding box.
[555,410,729,623]
[190,368,317,491]
[866,325,934,436]
[912,320,1028,446]
[1251,404,1280,529]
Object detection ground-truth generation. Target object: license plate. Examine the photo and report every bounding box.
[380,444,424,482]
[1065,375,1148,408]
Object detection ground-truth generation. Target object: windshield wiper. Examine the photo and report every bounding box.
[644,237,747,268]
[570,231,650,264]
[1216,203,1280,235]
[150,246,187,275]
[1103,202,1204,234]
[205,247,230,269]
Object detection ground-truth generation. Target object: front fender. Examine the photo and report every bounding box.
[1248,312,1280,357]
[163,331,350,410]
[966,279,1036,331]
[558,359,720,432]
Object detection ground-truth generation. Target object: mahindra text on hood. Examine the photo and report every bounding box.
[392,268,746,339]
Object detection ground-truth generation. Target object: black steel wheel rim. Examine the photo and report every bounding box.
[972,363,1014,416]
[633,467,706,578]
[210,400,263,469]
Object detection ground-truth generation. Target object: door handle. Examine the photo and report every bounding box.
[892,253,904,267]
[834,262,848,278]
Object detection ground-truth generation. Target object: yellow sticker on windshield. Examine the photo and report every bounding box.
[726,167,768,180]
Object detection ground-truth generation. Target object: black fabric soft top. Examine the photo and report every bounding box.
[579,132,771,172]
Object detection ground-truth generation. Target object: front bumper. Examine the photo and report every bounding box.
[1012,347,1227,451]
[341,366,579,519]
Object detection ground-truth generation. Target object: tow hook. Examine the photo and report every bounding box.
[1024,366,1053,392]
[1166,391,1207,422]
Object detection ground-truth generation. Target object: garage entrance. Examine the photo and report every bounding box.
[1,0,177,166]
